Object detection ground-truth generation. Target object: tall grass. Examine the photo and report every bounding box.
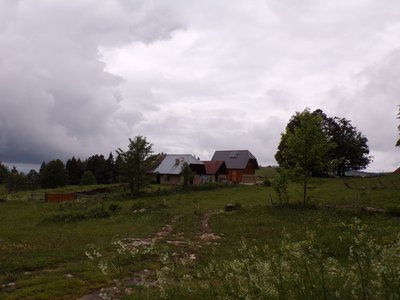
[156,218,400,299]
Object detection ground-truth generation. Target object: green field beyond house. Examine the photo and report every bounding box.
[1,174,400,299]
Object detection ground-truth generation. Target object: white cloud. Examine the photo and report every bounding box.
[0,0,399,172]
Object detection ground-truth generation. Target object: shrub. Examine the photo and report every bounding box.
[131,200,146,211]
[385,204,400,217]
[88,206,110,218]
[108,203,122,213]
[44,211,87,223]
[263,178,272,186]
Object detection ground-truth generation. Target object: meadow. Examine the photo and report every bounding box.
[0,173,399,299]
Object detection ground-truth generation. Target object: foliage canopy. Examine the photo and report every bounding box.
[276,108,371,176]
[275,109,334,205]
[116,136,158,195]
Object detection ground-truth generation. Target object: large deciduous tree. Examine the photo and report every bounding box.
[275,109,333,206]
[328,117,371,176]
[116,136,157,195]
[276,109,371,176]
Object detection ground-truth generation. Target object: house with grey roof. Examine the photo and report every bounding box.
[152,154,205,185]
[211,150,259,183]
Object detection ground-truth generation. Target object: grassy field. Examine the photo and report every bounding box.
[0,174,399,299]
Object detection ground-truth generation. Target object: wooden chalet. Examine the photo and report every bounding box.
[211,150,259,183]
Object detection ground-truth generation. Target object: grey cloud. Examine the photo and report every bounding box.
[0,0,185,165]
[1,0,400,172]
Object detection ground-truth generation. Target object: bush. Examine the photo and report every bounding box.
[42,205,110,224]
[385,204,400,216]
[131,200,146,211]
[108,203,122,213]
[88,206,110,218]
[263,178,272,186]
[44,211,86,223]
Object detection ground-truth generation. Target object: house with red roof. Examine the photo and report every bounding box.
[202,160,228,183]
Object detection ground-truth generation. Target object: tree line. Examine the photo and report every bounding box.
[0,136,157,195]
[0,153,124,192]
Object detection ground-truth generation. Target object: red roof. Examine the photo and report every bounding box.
[203,161,226,175]
[394,167,400,174]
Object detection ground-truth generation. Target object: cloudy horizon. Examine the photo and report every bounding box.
[1,0,399,173]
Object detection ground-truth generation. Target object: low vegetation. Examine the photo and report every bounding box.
[0,173,399,299]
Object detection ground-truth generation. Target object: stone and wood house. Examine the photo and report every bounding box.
[152,154,205,185]
[211,150,259,183]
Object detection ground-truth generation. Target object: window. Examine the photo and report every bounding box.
[229,151,239,158]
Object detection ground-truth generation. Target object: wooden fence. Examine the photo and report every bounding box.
[45,193,76,203]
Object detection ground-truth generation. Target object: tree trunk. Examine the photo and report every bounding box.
[303,173,307,207]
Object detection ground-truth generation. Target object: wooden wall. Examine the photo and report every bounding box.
[227,160,257,183]
[45,193,76,203]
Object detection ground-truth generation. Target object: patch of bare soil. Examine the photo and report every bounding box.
[79,211,225,299]
[77,217,180,300]
[199,210,222,243]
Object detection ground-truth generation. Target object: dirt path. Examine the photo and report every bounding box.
[78,216,180,300]
[78,211,223,300]
[199,210,222,243]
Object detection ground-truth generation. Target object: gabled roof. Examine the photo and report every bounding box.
[153,154,203,175]
[211,150,259,170]
[202,161,227,175]
[394,167,400,174]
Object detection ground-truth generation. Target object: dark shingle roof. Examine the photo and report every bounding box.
[211,150,258,169]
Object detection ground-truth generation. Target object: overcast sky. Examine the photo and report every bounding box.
[0,0,399,172]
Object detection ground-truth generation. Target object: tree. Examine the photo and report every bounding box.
[80,170,97,185]
[66,156,84,185]
[40,159,68,188]
[328,117,371,176]
[85,154,108,184]
[276,108,371,176]
[0,162,8,184]
[275,109,333,206]
[7,166,28,193]
[116,136,158,195]
[26,169,40,190]
[106,153,116,183]
[181,162,194,186]
[114,153,124,182]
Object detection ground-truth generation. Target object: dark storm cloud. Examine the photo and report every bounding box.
[0,0,184,165]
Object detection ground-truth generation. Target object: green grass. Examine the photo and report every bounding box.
[255,166,279,178]
[0,175,399,299]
